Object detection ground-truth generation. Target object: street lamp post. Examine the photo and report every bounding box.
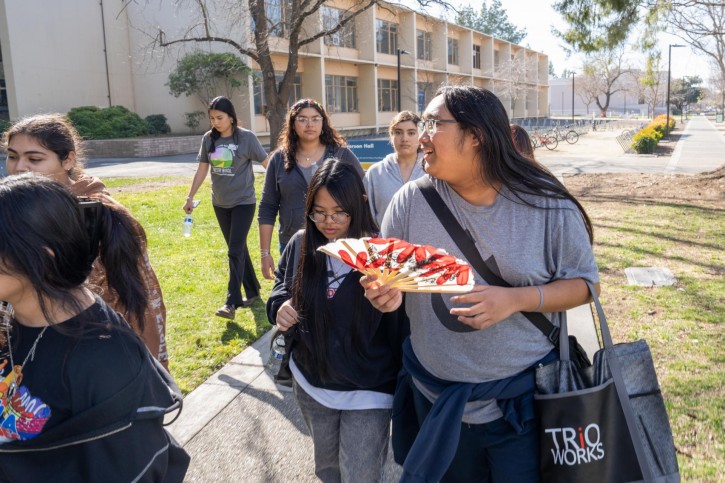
[571,72,575,122]
[666,44,686,140]
[397,48,410,111]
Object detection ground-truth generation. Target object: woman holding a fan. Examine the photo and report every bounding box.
[266,158,408,482]
[362,85,600,482]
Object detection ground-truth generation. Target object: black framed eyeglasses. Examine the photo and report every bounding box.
[309,211,350,224]
[417,119,459,137]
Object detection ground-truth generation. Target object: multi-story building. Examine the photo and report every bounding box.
[0,0,549,143]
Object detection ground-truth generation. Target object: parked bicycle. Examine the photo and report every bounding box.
[552,125,580,144]
[531,129,558,150]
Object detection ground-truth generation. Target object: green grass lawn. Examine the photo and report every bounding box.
[579,196,724,481]
[106,176,277,395]
[108,176,723,479]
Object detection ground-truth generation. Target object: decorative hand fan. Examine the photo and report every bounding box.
[318,237,473,293]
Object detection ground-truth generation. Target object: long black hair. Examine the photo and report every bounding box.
[436,85,593,243]
[291,158,378,380]
[207,95,239,154]
[0,173,148,330]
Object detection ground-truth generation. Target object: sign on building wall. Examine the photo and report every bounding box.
[346,139,394,170]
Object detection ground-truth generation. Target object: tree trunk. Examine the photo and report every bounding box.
[266,98,287,150]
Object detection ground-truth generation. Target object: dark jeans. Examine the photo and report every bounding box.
[410,381,539,483]
[213,203,260,307]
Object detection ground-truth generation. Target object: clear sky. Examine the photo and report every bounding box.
[431,0,714,84]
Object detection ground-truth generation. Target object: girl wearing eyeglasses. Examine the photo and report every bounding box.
[258,99,364,281]
[266,158,408,482]
[362,86,600,482]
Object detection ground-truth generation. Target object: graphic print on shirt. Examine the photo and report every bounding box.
[326,257,351,299]
[0,360,51,442]
[209,143,237,176]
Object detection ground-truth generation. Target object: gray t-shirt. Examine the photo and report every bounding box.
[382,175,599,423]
[197,128,267,208]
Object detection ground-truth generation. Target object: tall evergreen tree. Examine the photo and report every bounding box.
[455,0,527,44]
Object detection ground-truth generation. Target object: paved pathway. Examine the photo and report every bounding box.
[170,313,600,482]
[534,116,724,176]
[665,115,725,172]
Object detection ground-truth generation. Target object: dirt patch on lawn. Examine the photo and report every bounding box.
[563,164,725,207]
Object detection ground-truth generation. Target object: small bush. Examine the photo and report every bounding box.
[631,126,660,154]
[184,111,205,133]
[67,105,148,139]
[651,114,676,135]
[145,114,171,135]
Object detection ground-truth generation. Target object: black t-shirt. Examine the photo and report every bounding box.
[0,299,144,443]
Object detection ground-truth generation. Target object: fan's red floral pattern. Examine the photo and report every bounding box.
[319,237,473,293]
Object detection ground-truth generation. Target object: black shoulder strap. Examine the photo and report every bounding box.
[414,177,560,345]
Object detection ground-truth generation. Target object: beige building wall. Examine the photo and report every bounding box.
[1,0,549,135]
[1,0,120,117]
[123,1,253,133]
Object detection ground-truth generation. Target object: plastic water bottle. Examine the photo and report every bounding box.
[266,333,286,377]
[182,216,193,237]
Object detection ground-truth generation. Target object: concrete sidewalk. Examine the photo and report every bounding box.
[168,305,599,482]
[534,115,724,175]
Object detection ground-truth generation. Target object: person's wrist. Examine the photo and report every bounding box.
[534,286,544,312]
[261,249,271,259]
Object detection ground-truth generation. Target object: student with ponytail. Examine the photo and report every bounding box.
[0,173,189,481]
[3,113,169,368]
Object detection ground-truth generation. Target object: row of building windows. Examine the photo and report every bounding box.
[262,3,487,67]
[252,70,435,114]
[252,72,302,115]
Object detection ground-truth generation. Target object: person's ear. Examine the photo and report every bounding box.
[61,152,76,172]
[469,130,481,148]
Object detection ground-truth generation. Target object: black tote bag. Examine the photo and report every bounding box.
[535,282,680,483]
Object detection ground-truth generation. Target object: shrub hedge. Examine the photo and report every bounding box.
[651,114,676,135]
[630,115,676,154]
[145,114,171,135]
[67,105,148,139]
